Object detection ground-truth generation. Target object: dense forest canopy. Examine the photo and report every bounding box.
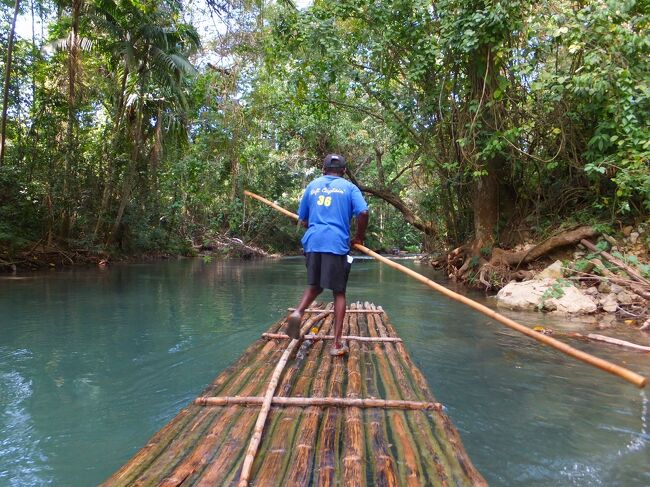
[0,0,648,263]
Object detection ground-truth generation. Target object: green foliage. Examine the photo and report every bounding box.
[0,0,647,260]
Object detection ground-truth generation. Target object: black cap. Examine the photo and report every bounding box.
[323,153,346,170]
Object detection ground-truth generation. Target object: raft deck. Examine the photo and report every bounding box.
[103,302,486,486]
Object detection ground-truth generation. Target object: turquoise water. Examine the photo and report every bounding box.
[1,258,648,486]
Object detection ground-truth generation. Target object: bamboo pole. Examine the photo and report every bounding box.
[194,396,442,410]
[365,304,424,486]
[252,307,330,486]
[288,307,384,314]
[360,307,399,485]
[242,190,647,388]
[342,303,366,486]
[313,311,348,486]
[368,304,461,486]
[262,332,403,342]
[379,306,487,486]
[237,310,330,487]
[284,316,336,485]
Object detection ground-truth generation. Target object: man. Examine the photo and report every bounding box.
[287,153,369,356]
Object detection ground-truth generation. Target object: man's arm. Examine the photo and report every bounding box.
[351,210,369,246]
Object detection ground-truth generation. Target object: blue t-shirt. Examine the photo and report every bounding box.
[298,175,368,255]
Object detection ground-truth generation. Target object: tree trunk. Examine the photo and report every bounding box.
[93,64,129,241]
[347,171,436,236]
[0,0,21,166]
[107,105,143,246]
[60,0,81,238]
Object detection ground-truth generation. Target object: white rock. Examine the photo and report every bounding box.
[537,260,565,280]
[546,286,598,314]
[496,278,597,313]
[584,286,599,296]
[496,279,555,311]
[629,232,639,244]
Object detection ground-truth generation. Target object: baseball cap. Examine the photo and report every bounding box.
[323,153,346,170]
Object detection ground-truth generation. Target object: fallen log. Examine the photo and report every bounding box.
[586,334,650,353]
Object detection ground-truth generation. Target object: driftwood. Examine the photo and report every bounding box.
[586,334,650,352]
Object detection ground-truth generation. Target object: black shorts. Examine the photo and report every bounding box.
[305,252,351,293]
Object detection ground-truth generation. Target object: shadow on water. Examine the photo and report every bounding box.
[0,258,648,486]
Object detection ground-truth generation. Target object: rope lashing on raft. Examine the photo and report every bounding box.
[243,189,647,389]
[194,396,442,411]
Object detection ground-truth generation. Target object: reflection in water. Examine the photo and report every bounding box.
[0,258,648,486]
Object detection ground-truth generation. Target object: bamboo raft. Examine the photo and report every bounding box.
[103,302,486,486]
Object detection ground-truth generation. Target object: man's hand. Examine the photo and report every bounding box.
[299,219,308,229]
[351,235,364,247]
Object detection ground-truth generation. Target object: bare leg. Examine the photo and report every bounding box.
[287,286,322,339]
[296,286,323,314]
[333,291,346,348]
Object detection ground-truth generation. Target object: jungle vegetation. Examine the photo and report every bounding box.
[0,0,648,277]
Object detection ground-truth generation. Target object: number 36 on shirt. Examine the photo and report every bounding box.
[316,195,332,207]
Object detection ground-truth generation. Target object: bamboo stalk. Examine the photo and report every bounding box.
[262,332,402,342]
[102,318,290,486]
[366,304,423,486]
[284,316,336,486]
[201,311,327,486]
[342,303,366,487]
[131,316,291,485]
[369,304,457,486]
[313,310,349,486]
[360,308,399,485]
[251,307,330,486]
[244,190,299,221]
[288,307,385,314]
[357,245,647,388]
[243,190,647,388]
[379,307,488,486]
[237,314,331,486]
[194,396,442,410]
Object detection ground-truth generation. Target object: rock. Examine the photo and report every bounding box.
[599,293,618,313]
[622,226,634,237]
[584,286,599,296]
[496,279,555,311]
[617,290,635,305]
[610,283,624,294]
[573,251,585,260]
[546,286,598,314]
[598,281,612,294]
[496,278,597,313]
[629,232,639,244]
[537,260,564,280]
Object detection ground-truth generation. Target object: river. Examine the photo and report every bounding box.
[1,258,648,486]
